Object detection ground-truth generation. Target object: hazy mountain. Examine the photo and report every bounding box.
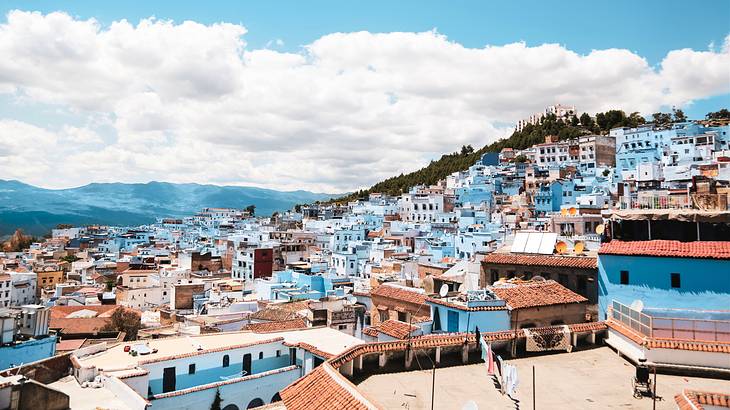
[0,180,338,236]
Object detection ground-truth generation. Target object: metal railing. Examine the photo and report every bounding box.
[611,300,730,342]
[651,317,730,343]
[619,193,729,211]
[611,300,653,337]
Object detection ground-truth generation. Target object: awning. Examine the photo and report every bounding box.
[605,209,730,223]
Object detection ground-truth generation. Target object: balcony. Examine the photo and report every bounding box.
[610,301,730,343]
[619,193,728,211]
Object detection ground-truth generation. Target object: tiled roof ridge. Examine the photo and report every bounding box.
[321,363,381,409]
[599,240,730,260]
[675,389,730,410]
[484,253,598,269]
[244,318,308,333]
[282,341,335,359]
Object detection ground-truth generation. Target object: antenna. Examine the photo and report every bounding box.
[439,284,449,298]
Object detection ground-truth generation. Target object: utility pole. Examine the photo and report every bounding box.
[431,361,436,410]
[652,366,657,410]
[532,366,536,410]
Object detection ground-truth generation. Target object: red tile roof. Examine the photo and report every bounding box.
[599,240,730,260]
[280,364,378,410]
[365,320,419,340]
[675,389,730,410]
[56,339,87,352]
[244,318,308,333]
[371,284,427,306]
[484,253,597,269]
[492,280,588,309]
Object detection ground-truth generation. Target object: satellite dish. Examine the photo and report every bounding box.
[532,275,546,282]
[555,241,568,254]
[569,207,577,216]
[423,275,435,294]
[574,241,585,255]
[461,401,478,410]
[347,296,357,304]
[458,283,466,293]
[439,284,449,298]
[595,224,605,235]
[560,208,568,216]
[630,299,644,312]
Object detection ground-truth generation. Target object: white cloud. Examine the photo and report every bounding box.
[0,11,728,192]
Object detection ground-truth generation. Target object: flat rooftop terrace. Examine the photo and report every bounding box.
[79,327,363,370]
[356,347,730,409]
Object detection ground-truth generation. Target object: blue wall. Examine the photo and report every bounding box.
[598,254,730,320]
[0,336,56,370]
[149,354,291,394]
[429,304,510,333]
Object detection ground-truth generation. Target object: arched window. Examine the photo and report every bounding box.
[247,398,264,409]
[271,393,282,403]
[222,405,239,410]
[222,354,230,367]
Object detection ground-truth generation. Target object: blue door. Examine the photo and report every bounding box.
[447,311,459,332]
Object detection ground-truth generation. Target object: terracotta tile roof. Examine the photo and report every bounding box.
[249,308,300,322]
[484,253,597,269]
[50,305,121,319]
[56,339,87,352]
[371,284,427,305]
[492,280,588,309]
[599,240,730,260]
[362,327,379,337]
[365,320,419,340]
[283,342,334,359]
[50,317,111,335]
[244,318,308,333]
[675,389,730,410]
[280,364,378,410]
[568,321,607,333]
[646,339,730,353]
[426,296,508,312]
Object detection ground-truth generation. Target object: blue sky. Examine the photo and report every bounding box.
[3,0,728,119]
[0,2,728,190]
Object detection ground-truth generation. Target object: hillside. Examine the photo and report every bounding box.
[0,180,337,236]
[330,109,664,203]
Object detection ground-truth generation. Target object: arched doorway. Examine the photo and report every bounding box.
[222,405,239,410]
[271,392,282,403]
[247,398,264,409]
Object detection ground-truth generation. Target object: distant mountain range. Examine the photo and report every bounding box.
[0,180,338,236]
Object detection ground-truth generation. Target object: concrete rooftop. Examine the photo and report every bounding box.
[357,347,730,409]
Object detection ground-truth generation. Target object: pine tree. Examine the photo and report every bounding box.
[210,389,222,410]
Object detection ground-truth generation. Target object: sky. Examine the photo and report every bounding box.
[0,0,728,193]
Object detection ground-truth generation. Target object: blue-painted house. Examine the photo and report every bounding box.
[427,290,510,333]
[598,239,730,320]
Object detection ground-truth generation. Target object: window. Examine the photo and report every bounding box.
[223,355,230,367]
[671,273,681,288]
[188,364,195,374]
[258,352,263,360]
[276,350,281,357]
[620,270,629,285]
